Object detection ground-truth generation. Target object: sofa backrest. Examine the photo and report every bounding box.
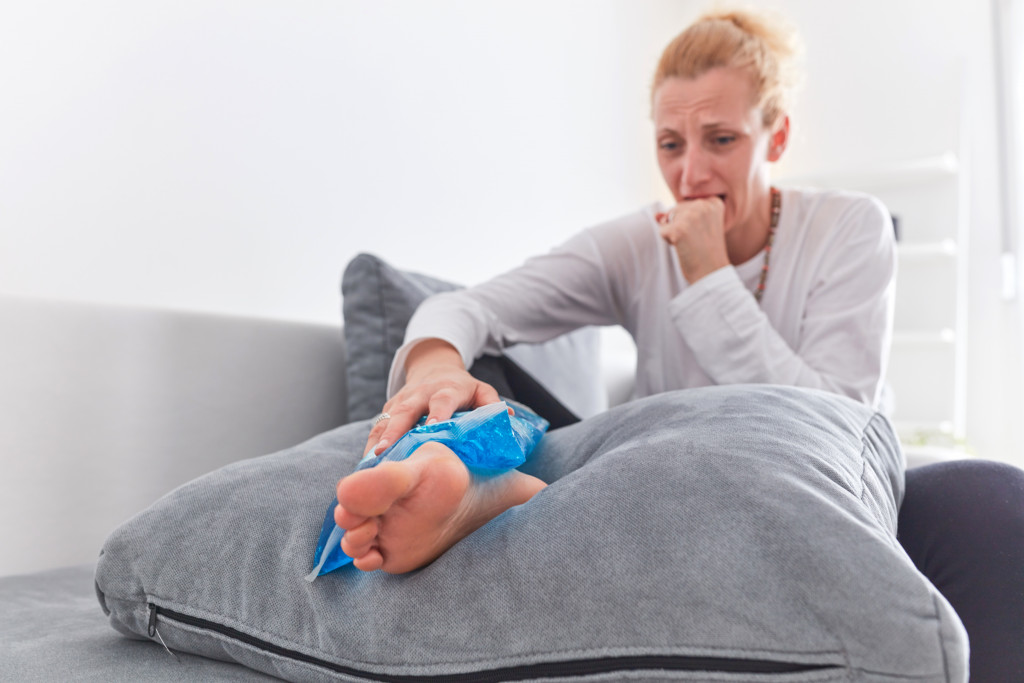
[0,296,348,576]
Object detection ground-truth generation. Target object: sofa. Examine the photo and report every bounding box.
[0,294,956,681]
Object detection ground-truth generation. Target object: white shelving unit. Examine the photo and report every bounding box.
[778,152,970,447]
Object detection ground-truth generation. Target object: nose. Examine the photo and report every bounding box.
[678,146,712,196]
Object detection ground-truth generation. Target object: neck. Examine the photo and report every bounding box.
[726,188,775,265]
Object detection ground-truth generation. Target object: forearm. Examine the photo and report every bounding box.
[388,230,625,397]
[672,267,889,406]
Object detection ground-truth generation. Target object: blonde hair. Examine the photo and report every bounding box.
[652,7,803,125]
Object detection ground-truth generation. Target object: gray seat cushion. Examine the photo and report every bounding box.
[0,564,275,682]
[95,385,968,682]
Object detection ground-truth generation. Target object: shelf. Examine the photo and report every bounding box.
[776,152,959,190]
[892,329,956,344]
[893,419,955,437]
[893,420,971,452]
[897,240,958,257]
[779,149,968,443]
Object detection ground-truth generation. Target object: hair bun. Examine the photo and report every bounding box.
[652,7,804,124]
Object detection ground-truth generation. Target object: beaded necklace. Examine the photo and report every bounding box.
[754,187,782,305]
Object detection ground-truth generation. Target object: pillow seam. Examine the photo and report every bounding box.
[143,592,850,673]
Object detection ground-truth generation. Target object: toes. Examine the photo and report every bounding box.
[334,504,367,530]
[352,549,384,572]
[340,518,380,558]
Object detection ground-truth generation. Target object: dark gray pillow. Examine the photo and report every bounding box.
[342,253,460,422]
[95,385,967,682]
[341,253,605,424]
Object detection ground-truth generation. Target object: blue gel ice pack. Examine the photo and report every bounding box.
[306,400,548,580]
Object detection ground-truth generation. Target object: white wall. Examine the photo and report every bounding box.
[0,0,666,323]
[2,0,1020,463]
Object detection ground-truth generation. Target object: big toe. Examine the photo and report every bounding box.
[337,462,416,517]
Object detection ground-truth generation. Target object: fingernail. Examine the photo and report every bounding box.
[373,439,388,454]
[426,418,438,425]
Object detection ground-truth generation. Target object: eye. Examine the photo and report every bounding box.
[658,140,680,152]
[711,134,736,147]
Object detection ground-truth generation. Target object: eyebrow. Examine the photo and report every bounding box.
[657,122,737,135]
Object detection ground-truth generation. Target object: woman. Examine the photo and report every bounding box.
[335,9,1024,680]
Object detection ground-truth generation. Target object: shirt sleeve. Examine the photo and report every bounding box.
[386,217,640,396]
[669,195,896,407]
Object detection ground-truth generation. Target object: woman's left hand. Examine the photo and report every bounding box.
[656,197,730,283]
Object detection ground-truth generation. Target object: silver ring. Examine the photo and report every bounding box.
[372,412,391,426]
[667,210,676,222]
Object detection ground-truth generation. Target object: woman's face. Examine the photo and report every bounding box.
[652,67,785,236]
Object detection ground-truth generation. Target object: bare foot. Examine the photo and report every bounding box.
[334,441,546,573]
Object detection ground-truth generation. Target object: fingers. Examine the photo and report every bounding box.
[362,395,433,456]
[362,414,389,455]
[373,396,444,455]
[660,196,724,224]
[658,197,726,245]
[425,387,462,425]
[658,205,687,245]
[423,378,507,423]
[362,418,390,457]
[473,380,511,415]
[365,403,420,456]
[363,376,505,457]
[659,221,677,245]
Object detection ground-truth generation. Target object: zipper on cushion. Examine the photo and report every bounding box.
[147,604,180,660]
[148,603,843,681]
[148,603,158,637]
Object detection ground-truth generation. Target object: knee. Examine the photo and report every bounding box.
[904,459,1024,530]
[969,461,1024,531]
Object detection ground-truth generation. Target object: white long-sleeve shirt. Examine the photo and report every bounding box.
[389,187,897,408]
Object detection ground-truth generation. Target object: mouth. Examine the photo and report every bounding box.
[683,194,727,203]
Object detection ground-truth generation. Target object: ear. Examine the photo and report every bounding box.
[766,115,790,162]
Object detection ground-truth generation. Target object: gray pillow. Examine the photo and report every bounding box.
[341,253,606,423]
[95,385,967,682]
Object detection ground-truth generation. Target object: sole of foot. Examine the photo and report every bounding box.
[334,441,546,573]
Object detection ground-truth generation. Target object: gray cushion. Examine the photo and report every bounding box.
[341,253,605,422]
[95,385,966,681]
[0,565,275,682]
